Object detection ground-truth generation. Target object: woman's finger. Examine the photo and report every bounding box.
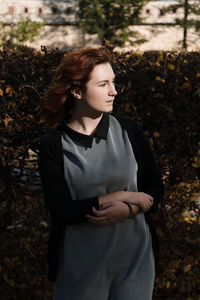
[149,197,154,203]
[92,207,110,216]
[99,202,112,210]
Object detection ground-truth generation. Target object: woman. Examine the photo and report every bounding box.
[38,48,163,300]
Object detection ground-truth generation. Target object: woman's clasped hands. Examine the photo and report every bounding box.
[86,191,154,226]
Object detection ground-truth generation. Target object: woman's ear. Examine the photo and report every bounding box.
[71,88,82,100]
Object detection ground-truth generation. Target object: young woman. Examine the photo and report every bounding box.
[38,48,163,300]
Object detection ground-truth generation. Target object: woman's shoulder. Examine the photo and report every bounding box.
[39,128,62,153]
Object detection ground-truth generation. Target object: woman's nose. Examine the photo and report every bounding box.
[109,84,117,96]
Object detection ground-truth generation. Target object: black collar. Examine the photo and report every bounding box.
[61,113,109,148]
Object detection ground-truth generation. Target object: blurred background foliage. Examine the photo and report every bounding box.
[0,0,200,52]
[159,0,200,50]
[0,44,199,299]
[0,17,44,47]
[78,0,148,47]
[78,0,200,50]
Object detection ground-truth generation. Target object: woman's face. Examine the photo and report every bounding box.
[81,62,117,114]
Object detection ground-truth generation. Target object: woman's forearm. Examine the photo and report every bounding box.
[98,191,153,213]
[98,191,128,205]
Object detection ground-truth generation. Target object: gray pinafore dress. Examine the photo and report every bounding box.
[53,115,155,300]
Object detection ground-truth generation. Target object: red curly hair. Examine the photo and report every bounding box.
[40,48,112,128]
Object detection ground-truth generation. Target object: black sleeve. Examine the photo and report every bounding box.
[134,124,164,214]
[38,134,99,225]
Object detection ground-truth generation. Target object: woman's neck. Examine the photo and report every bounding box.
[67,108,103,136]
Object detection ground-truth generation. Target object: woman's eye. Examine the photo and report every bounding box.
[99,80,115,87]
[99,83,106,87]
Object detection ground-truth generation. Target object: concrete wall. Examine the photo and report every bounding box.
[0,0,78,24]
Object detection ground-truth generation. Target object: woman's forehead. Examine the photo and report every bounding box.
[89,63,115,81]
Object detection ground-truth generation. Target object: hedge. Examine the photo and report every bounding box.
[0,45,199,299]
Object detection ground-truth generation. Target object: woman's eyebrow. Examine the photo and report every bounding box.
[97,76,116,83]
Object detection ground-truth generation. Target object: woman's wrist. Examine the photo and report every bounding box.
[130,204,141,215]
[123,202,141,218]
[124,202,134,218]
